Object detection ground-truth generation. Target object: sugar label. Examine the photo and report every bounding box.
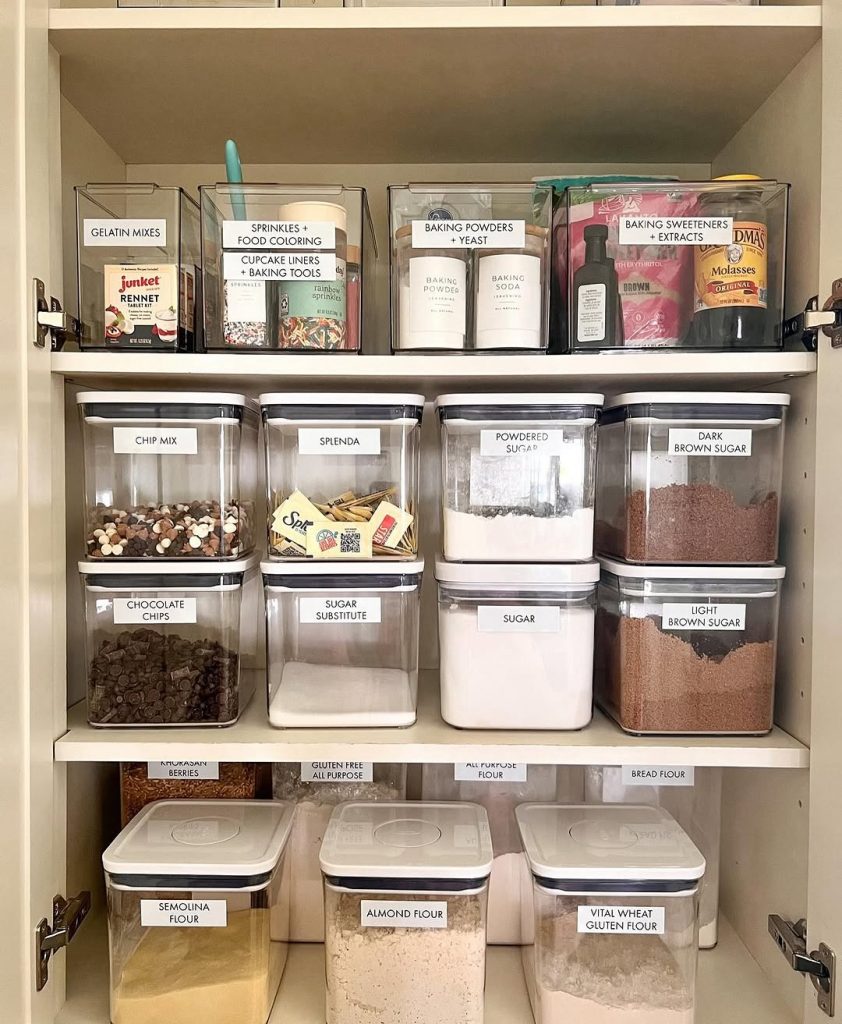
[223,251,335,281]
[618,216,733,246]
[577,905,665,935]
[454,763,528,782]
[361,900,448,929]
[114,598,197,624]
[113,427,198,455]
[299,597,382,624]
[298,428,381,456]
[300,762,374,782]
[141,899,227,927]
[621,765,695,787]
[84,218,167,247]
[668,428,752,456]
[662,603,746,631]
[477,606,561,634]
[147,761,220,780]
[222,220,336,251]
[411,219,526,249]
[480,429,564,457]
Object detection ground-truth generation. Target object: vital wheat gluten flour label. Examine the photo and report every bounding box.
[477,606,560,633]
[411,219,525,249]
[480,429,564,457]
[621,765,695,787]
[361,900,448,929]
[140,899,228,927]
[300,762,373,783]
[662,603,746,631]
[577,905,665,935]
[146,761,220,780]
[112,427,198,455]
[299,597,381,624]
[298,428,381,455]
[668,428,752,456]
[454,763,528,782]
[113,598,197,624]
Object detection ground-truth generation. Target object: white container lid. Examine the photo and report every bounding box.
[262,558,424,577]
[260,392,424,408]
[598,558,786,581]
[436,393,604,409]
[608,392,791,408]
[278,200,348,233]
[516,804,705,883]
[79,554,259,576]
[436,559,599,585]
[102,800,295,879]
[77,391,250,407]
[319,801,493,880]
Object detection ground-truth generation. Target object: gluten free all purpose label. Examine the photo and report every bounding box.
[454,763,528,782]
[480,429,564,456]
[662,603,746,631]
[140,899,227,927]
[411,219,526,249]
[299,597,382,624]
[112,427,198,455]
[222,220,336,250]
[84,218,167,247]
[361,900,448,929]
[147,761,220,780]
[668,428,752,456]
[618,216,733,246]
[300,762,374,783]
[577,905,665,935]
[113,598,197,624]
[621,765,695,787]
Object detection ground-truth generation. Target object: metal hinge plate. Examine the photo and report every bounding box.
[783,281,842,351]
[769,915,836,1016]
[35,891,91,992]
[33,278,82,351]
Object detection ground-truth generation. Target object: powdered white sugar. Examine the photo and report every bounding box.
[268,662,416,727]
[443,506,594,561]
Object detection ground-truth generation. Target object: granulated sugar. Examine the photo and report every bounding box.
[268,662,416,727]
[444,507,595,561]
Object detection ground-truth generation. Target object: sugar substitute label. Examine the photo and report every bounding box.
[141,899,228,927]
[618,216,733,246]
[299,597,382,624]
[84,218,167,247]
[480,429,564,457]
[662,603,746,631]
[578,905,665,935]
[301,762,373,783]
[621,765,695,787]
[222,220,336,251]
[113,427,198,455]
[411,219,526,249]
[477,605,561,633]
[223,251,335,281]
[361,900,448,929]
[298,428,381,456]
[114,598,197,624]
[668,428,752,456]
[147,761,220,780]
[454,763,528,782]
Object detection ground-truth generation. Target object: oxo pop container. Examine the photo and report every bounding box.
[102,800,294,1024]
[517,804,705,1024]
[594,392,789,564]
[320,801,493,1024]
[436,393,603,562]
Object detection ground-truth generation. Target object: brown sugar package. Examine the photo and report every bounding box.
[594,392,789,564]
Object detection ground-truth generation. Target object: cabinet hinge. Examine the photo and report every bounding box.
[783,281,842,351]
[33,278,81,351]
[769,914,836,1016]
[35,891,91,992]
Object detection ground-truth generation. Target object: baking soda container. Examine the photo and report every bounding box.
[320,801,493,1024]
[436,393,603,563]
[596,559,785,735]
[517,804,705,1024]
[594,392,789,564]
[435,560,599,729]
[102,800,295,1024]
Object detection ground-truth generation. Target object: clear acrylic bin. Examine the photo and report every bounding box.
[584,766,723,948]
[79,557,259,727]
[562,178,788,350]
[594,392,789,564]
[436,393,603,561]
[263,560,423,727]
[120,0,276,5]
[436,560,598,730]
[103,800,293,1024]
[517,804,704,1024]
[389,184,552,351]
[260,393,423,560]
[78,391,258,560]
[200,185,373,351]
[596,559,785,735]
[320,801,492,1024]
[76,184,201,351]
[120,762,258,825]
[272,762,407,941]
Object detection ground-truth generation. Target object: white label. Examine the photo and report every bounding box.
[300,761,373,783]
[668,428,752,456]
[141,899,227,927]
[84,218,167,247]
[223,251,335,281]
[411,219,525,249]
[618,216,733,246]
[476,253,541,333]
[408,257,466,335]
[577,283,606,343]
[113,598,197,624]
[454,763,528,782]
[146,761,220,780]
[577,905,665,935]
[298,428,381,456]
[477,606,561,634]
[621,765,695,787]
[480,428,564,457]
[222,220,336,251]
[299,597,382,624]
[662,603,746,631]
[361,900,448,928]
[225,279,266,323]
[113,427,198,455]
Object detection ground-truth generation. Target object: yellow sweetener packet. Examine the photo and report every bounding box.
[272,491,329,546]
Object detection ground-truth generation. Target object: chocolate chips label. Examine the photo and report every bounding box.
[662,603,746,631]
[299,597,382,624]
[114,597,197,624]
[578,905,665,935]
[454,763,528,782]
[361,900,448,929]
[411,219,525,249]
[113,427,198,455]
[480,429,564,457]
[223,251,336,281]
[477,605,561,633]
[300,762,374,783]
[618,216,733,246]
[298,428,381,456]
[667,428,752,456]
[621,765,695,787]
[140,899,228,928]
[222,220,336,251]
[147,761,220,780]
[84,218,167,246]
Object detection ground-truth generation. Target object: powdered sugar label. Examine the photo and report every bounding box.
[299,597,382,624]
[668,428,752,456]
[222,220,336,250]
[577,905,665,935]
[618,216,733,246]
[113,427,198,455]
[662,603,746,631]
[454,763,528,782]
[621,765,695,787]
[480,429,564,457]
[300,762,373,782]
[84,218,167,246]
[114,598,197,624]
[298,428,381,456]
[477,606,561,633]
[361,900,448,928]
[147,761,220,780]
[411,220,525,249]
[141,900,227,927]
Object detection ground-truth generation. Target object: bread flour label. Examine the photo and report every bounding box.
[222,220,336,250]
[361,900,448,929]
[113,427,198,455]
[411,219,525,249]
[454,763,528,782]
[298,428,381,455]
[662,603,746,631]
[299,597,381,624]
[621,765,695,787]
[114,598,197,624]
[477,605,561,633]
[480,429,564,457]
[668,428,752,456]
[300,762,373,783]
[577,905,665,935]
[140,899,227,927]
[147,761,220,780]
[84,218,167,246]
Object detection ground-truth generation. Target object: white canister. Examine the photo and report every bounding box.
[474,226,547,349]
[395,226,469,350]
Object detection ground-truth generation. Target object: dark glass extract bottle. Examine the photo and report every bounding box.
[572,224,623,347]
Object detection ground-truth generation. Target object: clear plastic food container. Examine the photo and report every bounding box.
[436,393,603,561]
[421,763,559,944]
[320,801,493,1024]
[102,800,294,1024]
[436,560,598,729]
[517,804,705,1024]
[594,392,789,564]
[78,392,258,560]
[584,765,722,948]
[263,560,423,727]
[260,393,423,560]
[272,762,407,940]
[79,557,259,727]
[596,559,785,735]
[120,762,258,825]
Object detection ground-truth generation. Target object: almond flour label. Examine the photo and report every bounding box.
[361,901,448,929]
[299,597,382,623]
[141,900,227,927]
[84,218,167,246]
[480,429,564,457]
[662,603,746,631]
[668,428,752,456]
[477,606,561,633]
[298,428,381,455]
[222,220,336,250]
[301,762,374,782]
[411,219,525,249]
[147,761,220,780]
[454,763,528,782]
[621,765,695,787]
[113,427,198,455]
[578,905,665,935]
[113,598,197,624]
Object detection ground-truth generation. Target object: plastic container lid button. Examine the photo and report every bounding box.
[569,819,639,850]
[374,819,443,849]
[171,817,242,846]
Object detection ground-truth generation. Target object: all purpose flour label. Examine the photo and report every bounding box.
[454,763,528,782]
[361,900,448,928]
[577,905,665,935]
[300,762,373,782]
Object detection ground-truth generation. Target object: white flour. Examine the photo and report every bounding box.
[443,506,594,561]
[268,662,416,727]
[487,851,534,945]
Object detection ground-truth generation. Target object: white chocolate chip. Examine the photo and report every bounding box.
[161,538,171,549]
[189,536,202,549]
[152,522,162,535]
[223,523,236,534]
[101,544,113,556]
[156,543,165,554]
[112,545,123,556]
[93,529,105,538]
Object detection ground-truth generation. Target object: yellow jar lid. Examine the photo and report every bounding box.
[713,174,762,181]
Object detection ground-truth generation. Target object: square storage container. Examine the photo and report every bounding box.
[596,559,785,735]
[79,556,259,727]
[516,803,705,1024]
[200,185,373,351]
[263,560,423,727]
[389,184,552,351]
[260,393,423,560]
[119,762,259,825]
[103,800,294,1024]
[561,178,788,350]
[436,393,603,561]
[584,765,722,948]
[76,183,201,351]
[78,391,258,560]
[320,801,493,1024]
[119,0,276,5]
[595,392,789,564]
[272,761,407,940]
